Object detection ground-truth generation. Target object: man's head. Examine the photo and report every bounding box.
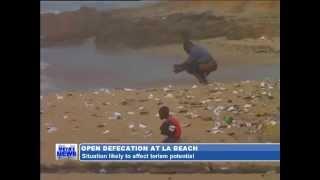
[183,40,194,54]
[159,106,170,120]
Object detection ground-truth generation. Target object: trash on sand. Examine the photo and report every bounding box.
[47,126,57,133]
[102,102,111,106]
[186,95,194,99]
[185,112,199,119]
[201,99,211,104]
[244,104,252,108]
[155,113,160,117]
[205,106,214,111]
[213,106,225,116]
[128,124,135,129]
[260,82,266,88]
[93,91,99,95]
[232,90,238,94]
[165,93,174,98]
[154,98,160,101]
[148,94,154,99]
[138,106,145,110]
[139,123,147,129]
[261,91,267,95]
[124,88,134,92]
[144,130,153,137]
[84,101,94,108]
[192,85,198,89]
[267,92,274,99]
[102,130,110,134]
[109,112,122,120]
[178,108,188,113]
[63,115,68,119]
[227,106,236,112]
[127,112,135,115]
[224,116,233,125]
[99,168,107,173]
[269,120,277,126]
[211,130,223,134]
[56,94,64,100]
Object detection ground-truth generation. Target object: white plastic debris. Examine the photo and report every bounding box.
[138,106,145,111]
[214,98,222,102]
[268,92,273,97]
[56,94,64,100]
[201,99,211,104]
[192,85,198,89]
[269,120,277,126]
[127,112,135,115]
[227,106,236,112]
[232,90,238,94]
[219,87,226,91]
[261,91,267,95]
[144,130,153,137]
[99,169,107,173]
[102,130,110,134]
[155,113,159,117]
[186,95,194,99]
[177,105,184,109]
[63,115,68,119]
[47,126,57,133]
[163,87,170,92]
[244,104,252,108]
[165,93,174,98]
[84,101,94,108]
[148,94,154,99]
[104,89,111,94]
[211,130,223,134]
[214,106,225,116]
[93,91,99,95]
[124,88,134,92]
[128,124,135,129]
[260,82,266,88]
[168,85,173,89]
[110,112,122,120]
[259,36,266,40]
[139,123,147,129]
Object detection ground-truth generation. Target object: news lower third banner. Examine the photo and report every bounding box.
[67,143,280,162]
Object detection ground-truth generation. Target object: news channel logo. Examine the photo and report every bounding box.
[56,144,78,160]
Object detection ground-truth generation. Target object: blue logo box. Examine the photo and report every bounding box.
[56,144,78,160]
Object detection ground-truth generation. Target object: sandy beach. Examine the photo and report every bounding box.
[42,173,280,180]
[41,80,279,165]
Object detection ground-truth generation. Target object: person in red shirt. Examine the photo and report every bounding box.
[159,106,182,143]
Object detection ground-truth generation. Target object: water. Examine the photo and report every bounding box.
[41,39,280,95]
[40,1,159,14]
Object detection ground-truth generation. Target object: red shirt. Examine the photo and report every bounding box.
[168,116,182,139]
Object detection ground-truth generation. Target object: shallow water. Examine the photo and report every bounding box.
[41,41,279,95]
